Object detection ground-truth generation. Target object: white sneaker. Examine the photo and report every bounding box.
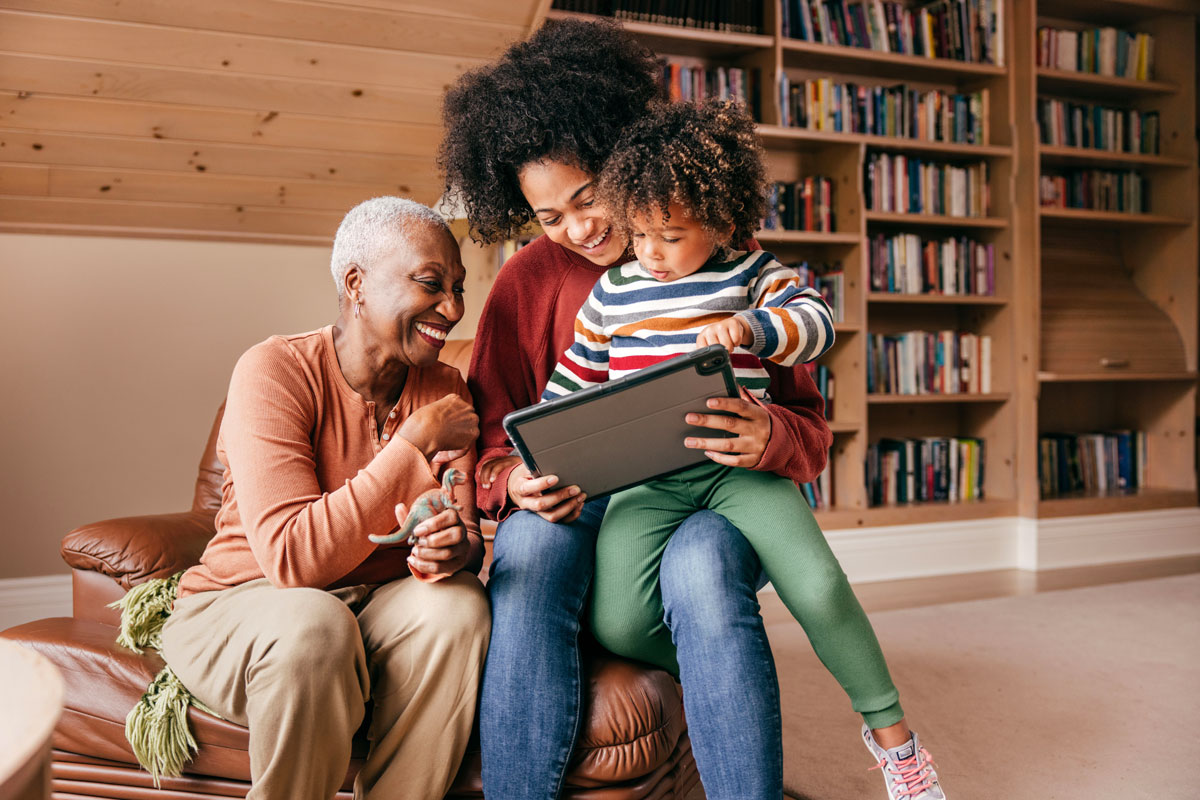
[862,724,946,799]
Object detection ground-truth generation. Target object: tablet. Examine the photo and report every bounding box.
[502,345,740,499]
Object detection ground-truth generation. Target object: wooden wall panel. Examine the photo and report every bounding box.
[0,0,549,243]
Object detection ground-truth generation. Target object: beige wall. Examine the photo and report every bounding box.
[0,232,494,579]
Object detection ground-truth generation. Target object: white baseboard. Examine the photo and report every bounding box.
[1027,507,1200,571]
[770,508,1200,588]
[828,517,1018,584]
[0,575,72,631]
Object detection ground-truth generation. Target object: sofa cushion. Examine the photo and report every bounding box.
[2,617,685,787]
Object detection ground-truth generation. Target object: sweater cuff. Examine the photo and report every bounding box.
[738,310,770,357]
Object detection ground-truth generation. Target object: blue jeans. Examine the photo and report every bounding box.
[480,502,782,799]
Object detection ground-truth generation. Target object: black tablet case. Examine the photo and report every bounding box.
[502,345,740,498]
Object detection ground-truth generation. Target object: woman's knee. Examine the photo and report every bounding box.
[268,589,362,665]
[491,510,594,588]
[412,573,491,647]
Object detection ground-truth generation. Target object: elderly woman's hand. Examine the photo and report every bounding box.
[507,464,586,524]
[406,506,474,576]
[682,391,772,468]
[397,394,479,460]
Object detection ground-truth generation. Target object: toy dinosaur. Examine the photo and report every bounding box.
[369,468,465,545]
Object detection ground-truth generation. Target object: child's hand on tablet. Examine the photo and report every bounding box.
[696,317,752,353]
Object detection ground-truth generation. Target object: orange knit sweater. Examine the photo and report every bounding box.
[179,326,478,597]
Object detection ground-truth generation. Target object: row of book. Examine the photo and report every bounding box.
[777,78,989,145]
[1037,99,1160,155]
[803,362,835,420]
[550,0,765,33]
[1038,169,1148,214]
[1036,26,1155,80]
[791,261,845,324]
[868,233,995,296]
[660,60,761,120]
[866,330,992,395]
[799,451,834,509]
[867,436,986,506]
[762,176,836,232]
[865,155,991,217]
[1038,431,1146,498]
[781,0,1004,66]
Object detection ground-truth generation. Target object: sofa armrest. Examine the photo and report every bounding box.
[61,511,215,590]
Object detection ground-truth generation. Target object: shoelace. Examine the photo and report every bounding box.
[869,746,937,797]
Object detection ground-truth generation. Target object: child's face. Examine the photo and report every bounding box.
[629,203,721,282]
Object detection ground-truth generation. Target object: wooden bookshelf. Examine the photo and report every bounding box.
[1015,0,1198,519]
[549,0,1196,528]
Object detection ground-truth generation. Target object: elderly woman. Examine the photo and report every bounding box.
[158,197,490,800]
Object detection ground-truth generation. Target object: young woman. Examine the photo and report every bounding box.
[439,19,830,800]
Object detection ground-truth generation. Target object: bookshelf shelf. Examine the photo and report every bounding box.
[780,39,1006,80]
[756,125,1013,158]
[865,212,1009,229]
[1036,67,1177,98]
[1037,489,1198,519]
[755,230,860,245]
[545,10,774,58]
[1038,208,1193,227]
[832,322,862,334]
[817,498,1016,530]
[867,393,1011,405]
[1037,145,1192,170]
[1038,371,1198,383]
[868,293,1006,306]
[828,421,860,435]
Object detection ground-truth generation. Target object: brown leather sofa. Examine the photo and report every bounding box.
[0,338,702,799]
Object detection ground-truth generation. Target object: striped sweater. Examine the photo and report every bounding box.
[542,249,835,401]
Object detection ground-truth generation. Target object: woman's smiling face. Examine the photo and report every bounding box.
[358,222,466,367]
[517,159,628,267]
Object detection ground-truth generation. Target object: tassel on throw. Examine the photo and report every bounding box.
[125,665,198,786]
[109,571,182,654]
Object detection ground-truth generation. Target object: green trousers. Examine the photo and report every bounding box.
[591,461,904,729]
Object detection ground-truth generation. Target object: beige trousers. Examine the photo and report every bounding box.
[160,572,490,800]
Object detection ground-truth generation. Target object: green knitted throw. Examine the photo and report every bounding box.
[109,572,219,787]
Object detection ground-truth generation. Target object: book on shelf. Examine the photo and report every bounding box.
[867,436,985,506]
[1036,26,1154,81]
[660,59,761,120]
[1038,168,1147,213]
[799,449,834,510]
[865,154,990,217]
[803,362,835,421]
[777,76,989,145]
[868,233,995,295]
[762,176,836,232]
[779,0,1004,66]
[867,330,992,395]
[786,259,845,323]
[551,0,765,34]
[1038,430,1147,499]
[1037,99,1159,155]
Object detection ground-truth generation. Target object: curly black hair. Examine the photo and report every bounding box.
[438,18,664,244]
[597,99,767,248]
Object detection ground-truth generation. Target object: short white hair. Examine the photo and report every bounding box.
[330,196,451,301]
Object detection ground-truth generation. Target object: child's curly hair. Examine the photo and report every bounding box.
[438,18,664,244]
[597,99,766,248]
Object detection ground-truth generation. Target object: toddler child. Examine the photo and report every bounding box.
[540,99,947,800]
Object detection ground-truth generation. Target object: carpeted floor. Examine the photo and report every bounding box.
[764,573,1200,799]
